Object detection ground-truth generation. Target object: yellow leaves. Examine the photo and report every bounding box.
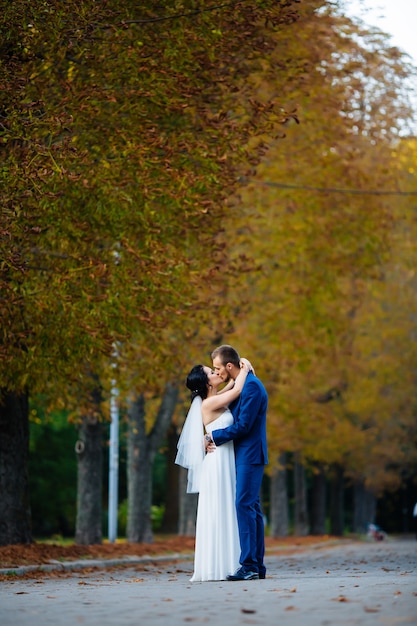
[224,14,417,483]
[66,62,76,83]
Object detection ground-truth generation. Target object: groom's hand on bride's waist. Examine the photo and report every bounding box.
[204,434,216,453]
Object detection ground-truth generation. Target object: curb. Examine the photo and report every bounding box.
[0,552,194,577]
[0,539,355,576]
[0,539,358,577]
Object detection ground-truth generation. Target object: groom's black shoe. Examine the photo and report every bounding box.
[226,567,259,581]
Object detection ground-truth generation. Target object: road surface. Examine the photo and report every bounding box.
[1,537,415,625]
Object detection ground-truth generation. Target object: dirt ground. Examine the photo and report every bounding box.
[0,534,334,569]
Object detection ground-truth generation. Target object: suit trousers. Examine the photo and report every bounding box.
[235,463,265,574]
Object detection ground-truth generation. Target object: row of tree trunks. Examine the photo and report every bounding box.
[0,382,377,545]
[176,455,377,539]
[268,459,377,537]
[73,382,179,545]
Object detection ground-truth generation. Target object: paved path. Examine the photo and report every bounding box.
[1,538,416,625]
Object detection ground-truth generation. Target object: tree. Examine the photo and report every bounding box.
[222,1,416,533]
[1,0,303,544]
[269,455,289,536]
[0,393,30,544]
[75,386,103,545]
[127,383,178,543]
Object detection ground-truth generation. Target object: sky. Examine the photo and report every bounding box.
[345,0,417,66]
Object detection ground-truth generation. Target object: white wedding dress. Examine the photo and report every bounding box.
[190,409,240,582]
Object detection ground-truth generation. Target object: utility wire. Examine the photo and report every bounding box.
[240,179,417,196]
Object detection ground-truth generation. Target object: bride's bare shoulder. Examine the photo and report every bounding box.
[202,402,225,426]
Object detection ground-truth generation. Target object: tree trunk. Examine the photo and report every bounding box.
[0,389,32,545]
[127,393,152,543]
[311,464,327,535]
[75,392,103,545]
[127,382,178,543]
[329,465,345,536]
[269,453,289,537]
[294,455,309,536]
[177,466,198,536]
[160,423,180,533]
[353,481,376,533]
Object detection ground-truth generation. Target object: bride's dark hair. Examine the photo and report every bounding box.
[186,365,209,401]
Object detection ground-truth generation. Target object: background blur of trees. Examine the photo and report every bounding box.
[1,0,417,544]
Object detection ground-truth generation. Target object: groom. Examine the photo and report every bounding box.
[207,344,268,581]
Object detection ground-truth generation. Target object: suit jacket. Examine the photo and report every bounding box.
[211,371,268,466]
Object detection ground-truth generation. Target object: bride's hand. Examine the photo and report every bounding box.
[240,357,255,375]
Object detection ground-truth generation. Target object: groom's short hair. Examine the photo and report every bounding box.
[211,344,240,368]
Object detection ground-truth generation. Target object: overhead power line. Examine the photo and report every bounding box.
[240,179,417,196]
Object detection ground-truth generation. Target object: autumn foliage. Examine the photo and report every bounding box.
[0,0,303,401]
[1,0,417,545]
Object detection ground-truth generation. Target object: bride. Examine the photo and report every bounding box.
[175,359,251,581]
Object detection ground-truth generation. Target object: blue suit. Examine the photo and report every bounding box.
[211,372,268,575]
